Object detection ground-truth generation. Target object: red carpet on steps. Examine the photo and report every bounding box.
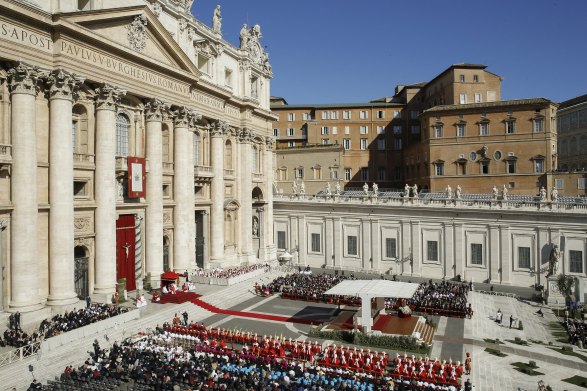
[155,291,202,304]
[190,298,321,325]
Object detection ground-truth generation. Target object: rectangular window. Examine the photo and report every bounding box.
[377,126,385,134]
[518,247,531,269]
[506,121,515,134]
[321,111,329,120]
[288,113,295,121]
[570,250,583,273]
[377,139,385,150]
[459,74,465,82]
[555,178,564,189]
[321,126,329,135]
[435,163,444,176]
[347,236,358,256]
[295,167,304,178]
[302,113,311,120]
[343,139,351,150]
[394,139,402,150]
[507,160,516,174]
[288,128,294,136]
[343,111,351,119]
[487,91,496,102]
[360,138,368,150]
[331,170,338,179]
[311,233,321,253]
[361,167,369,181]
[378,167,385,181]
[344,126,350,134]
[480,122,489,135]
[377,110,385,119]
[360,126,369,134]
[534,159,544,173]
[288,141,295,148]
[481,161,489,174]
[344,168,351,181]
[411,125,420,134]
[332,126,338,134]
[73,180,87,197]
[474,93,482,103]
[277,231,286,250]
[459,93,467,104]
[386,238,397,258]
[427,241,438,262]
[393,111,401,119]
[273,128,279,137]
[457,124,465,137]
[578,178,586,190]
[224,68,233,87]
[322,139,329,145]
[533,119,544,133]
[434,125,443,138]
[471,243,483,265]
[330,111,338,120]
[393,126,402,134]
[359,111,368,119]
[473,74,479,83]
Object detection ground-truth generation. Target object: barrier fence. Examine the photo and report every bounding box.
[0,341,41,368]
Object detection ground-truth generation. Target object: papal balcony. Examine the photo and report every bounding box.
[162,162,174,174]
[115,156,128,172]
[73,153,95,168]
[252,172,264,182]
[195,165,214,178]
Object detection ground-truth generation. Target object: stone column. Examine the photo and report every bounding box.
[333,217,342,269]
[173,108,199,272]
[410,221,421,276]
[297,215,306,266]
[210,121,226,262]
[499,225,511,284]
[454,223,464,279]
[325,217,334,268]
[443,222,455,279]
[489,225,501,284]
[94,84,126,301]
[400,220,411,276]
[145,99,168,283]
[370,219,380,272]
[361,219,371,270]
[238,128,253,261]
[7,63,43,311]
[47,69,84,306]
[263,137,275,260]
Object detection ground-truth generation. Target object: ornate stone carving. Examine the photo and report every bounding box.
[187,27,196,41]
[179,18,187,32]
[95,84,126,111]
[0,220,7,230]
[144,98,169,122]
[46,69,85,101]
[194,39,219,57]
[163,228,173,238]
[238,128,251,143]
[127,15,148,53]
[151,3,162,17]
[173,107,201,128]
[74,237,93,249]
[163,211,172,225]
[7,62,42,95]
[210,120,230,137]
[265,137,274,149]
[74,217,91,232]
[240,24,272,75]
[212,5,222,34]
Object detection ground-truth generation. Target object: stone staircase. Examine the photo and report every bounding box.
[413,317,435,346]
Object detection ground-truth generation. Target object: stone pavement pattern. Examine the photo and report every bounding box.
[2,272,587,390]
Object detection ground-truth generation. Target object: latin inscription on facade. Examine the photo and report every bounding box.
[0,19,52,51]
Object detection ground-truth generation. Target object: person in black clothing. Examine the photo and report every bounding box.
[182,311,188,326]
[28,379,42,390]
[93,339,100,358]
[509,315,514,328]
[15,311,21,331]
[8,313,14,330]
[464,378,472,391]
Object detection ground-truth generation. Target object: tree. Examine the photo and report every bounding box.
[556,275,574,302]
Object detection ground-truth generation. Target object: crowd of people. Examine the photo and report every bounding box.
[564,317,587,347]
[39,318,467,391]
[193,263,271,280]
[2,303,130,349]
[262,273,469,318]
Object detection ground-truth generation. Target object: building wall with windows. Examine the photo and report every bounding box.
[405,98,558,193]
[0,0,276,315]
[274,144,343,195]
[557,94,587,171]
[274,197,587,289]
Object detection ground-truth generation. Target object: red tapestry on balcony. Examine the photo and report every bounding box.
[127,157,146,198]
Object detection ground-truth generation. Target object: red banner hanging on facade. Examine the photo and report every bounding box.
[127,157,146,198]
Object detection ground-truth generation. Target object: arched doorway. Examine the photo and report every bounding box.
[74,246,89,299]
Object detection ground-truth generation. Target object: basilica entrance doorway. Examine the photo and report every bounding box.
[74,246,89,299]
[116,214,136,291]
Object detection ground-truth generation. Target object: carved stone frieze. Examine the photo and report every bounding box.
[151,3,162,17]
[265,136,274,150]
[74,216,92,233]
[127,15,148,53]
[238,128,252,143]
[74,237,94,249]
[210,119,230,137]
[163,210,172,225]
[179,18,187,32]
[46,69,85,101]
[95,84,126,111]
[144,98,170,122]
[187,27,196,41]
[7,62,42,96]
[193,39,219,58]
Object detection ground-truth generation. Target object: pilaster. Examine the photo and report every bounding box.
[361,219,371,270]
[489,225,501,283]
[238,128,253,260]
[210,120,227,261]
[370,219,381,272]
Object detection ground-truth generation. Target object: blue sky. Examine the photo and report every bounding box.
[192,1,587,105]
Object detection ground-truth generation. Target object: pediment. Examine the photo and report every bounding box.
[58,6,199,77]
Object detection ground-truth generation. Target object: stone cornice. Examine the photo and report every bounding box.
[46,68,85,101]
[95,83,126,111]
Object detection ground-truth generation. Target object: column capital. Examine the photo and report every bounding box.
[237,127,252,143]
[46,69,85,101]
[144,98,170,122]
[95,83,126,111]
[7,62,42,96]
[265,136,275,150]
[173,106,201,128]
[210,119,230,137]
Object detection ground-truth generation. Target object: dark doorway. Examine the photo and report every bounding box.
[74,246,89,299]
[116,215,136,291]
[163,237,170,272]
